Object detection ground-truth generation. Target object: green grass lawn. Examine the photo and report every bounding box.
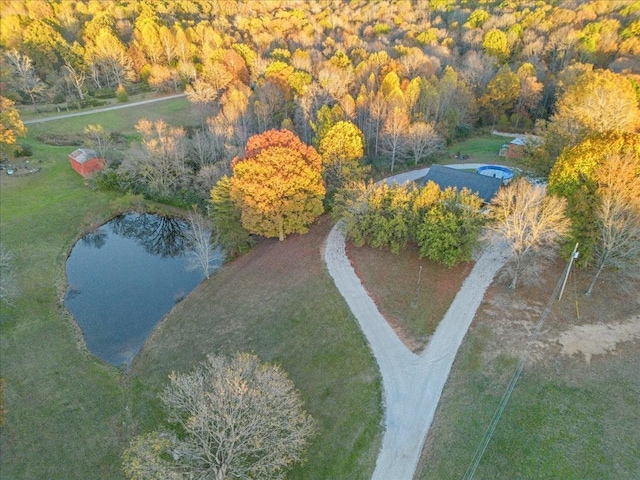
[417,329,640,479]
[414,267,640,480]
[442,133,510,165]
[0,104,382,479]
[24,96,195,139]
[0,146,131,478]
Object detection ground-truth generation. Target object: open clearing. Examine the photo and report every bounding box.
[396,256,637,479]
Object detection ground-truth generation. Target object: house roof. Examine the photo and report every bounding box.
[69,148,100,164]
[418,164,503,203]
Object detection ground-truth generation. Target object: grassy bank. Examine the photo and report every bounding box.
[0,143,130,478]
[130,218,382,478]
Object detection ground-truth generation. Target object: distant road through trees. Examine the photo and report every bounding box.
[22,93,187,125]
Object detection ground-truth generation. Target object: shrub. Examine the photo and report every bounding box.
[116,85,128,103]
[13,143,33,157]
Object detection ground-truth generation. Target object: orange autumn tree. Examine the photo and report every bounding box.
[230,129,325,241]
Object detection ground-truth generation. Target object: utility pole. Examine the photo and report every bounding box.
[558,243,579,301]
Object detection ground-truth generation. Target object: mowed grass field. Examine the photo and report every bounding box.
[0,99,381,479]
[24,95,196,138]
[0,142,130,478]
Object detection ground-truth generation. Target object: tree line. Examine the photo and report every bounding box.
[2,0,639,148]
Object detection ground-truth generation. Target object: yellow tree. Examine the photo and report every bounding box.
[230,130,325,241]
[479,65,520,125]
[553,69,640,136]
[482,28,510,62]
[549,132,640,265]
[540,69,640,169]
[0,97,27,157]
[319,120,366,198]
[586,154,640,295]
[514,63,543,127]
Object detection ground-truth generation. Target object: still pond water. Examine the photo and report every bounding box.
[65,213,221,367]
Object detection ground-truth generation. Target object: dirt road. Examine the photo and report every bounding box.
[22,93,187,125]
[324,165,511,479]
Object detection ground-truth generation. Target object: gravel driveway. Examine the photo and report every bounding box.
[324,165,511,479]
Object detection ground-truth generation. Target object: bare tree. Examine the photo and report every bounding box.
[399,48,436,79]
[184,206,222,279]
[4,50,46,106]
[406,122,445,166]
[0,245,18,305]
[185,77,222,122]
[487,178,571,289]
[586,156,640,295]
[318,64,355,103]
[253,79,286,132]
[368,90,388,157]
[85,29,136,89]
[189,128,224,167]
[194,163,229,198]
[123,353,316,480]
[63,59,86,102]
[381,107,410,173]
[83,124,111,162]
[120,120,190,196]
[212,87,253,152]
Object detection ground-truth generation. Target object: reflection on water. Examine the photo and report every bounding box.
[109,213,189,257]
[64,212,222,367]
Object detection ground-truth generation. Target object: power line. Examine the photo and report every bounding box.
[462,244,579,480]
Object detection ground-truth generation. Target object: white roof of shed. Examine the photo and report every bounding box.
[69,148,100,164]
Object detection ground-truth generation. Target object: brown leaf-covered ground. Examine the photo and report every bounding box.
[346,241,473,351]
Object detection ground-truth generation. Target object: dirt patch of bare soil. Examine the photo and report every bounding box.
[474,258,640,367]
[345,241,473,352]
[555,315,640,364]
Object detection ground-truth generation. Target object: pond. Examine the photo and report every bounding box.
[64,212,222,367]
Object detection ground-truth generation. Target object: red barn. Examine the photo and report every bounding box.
[69,148,106,178]
[506,137,526,159]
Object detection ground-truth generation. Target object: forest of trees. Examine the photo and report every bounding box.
[2,0,639,161]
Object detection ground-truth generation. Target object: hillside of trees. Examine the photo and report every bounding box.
[3,0,639,150]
